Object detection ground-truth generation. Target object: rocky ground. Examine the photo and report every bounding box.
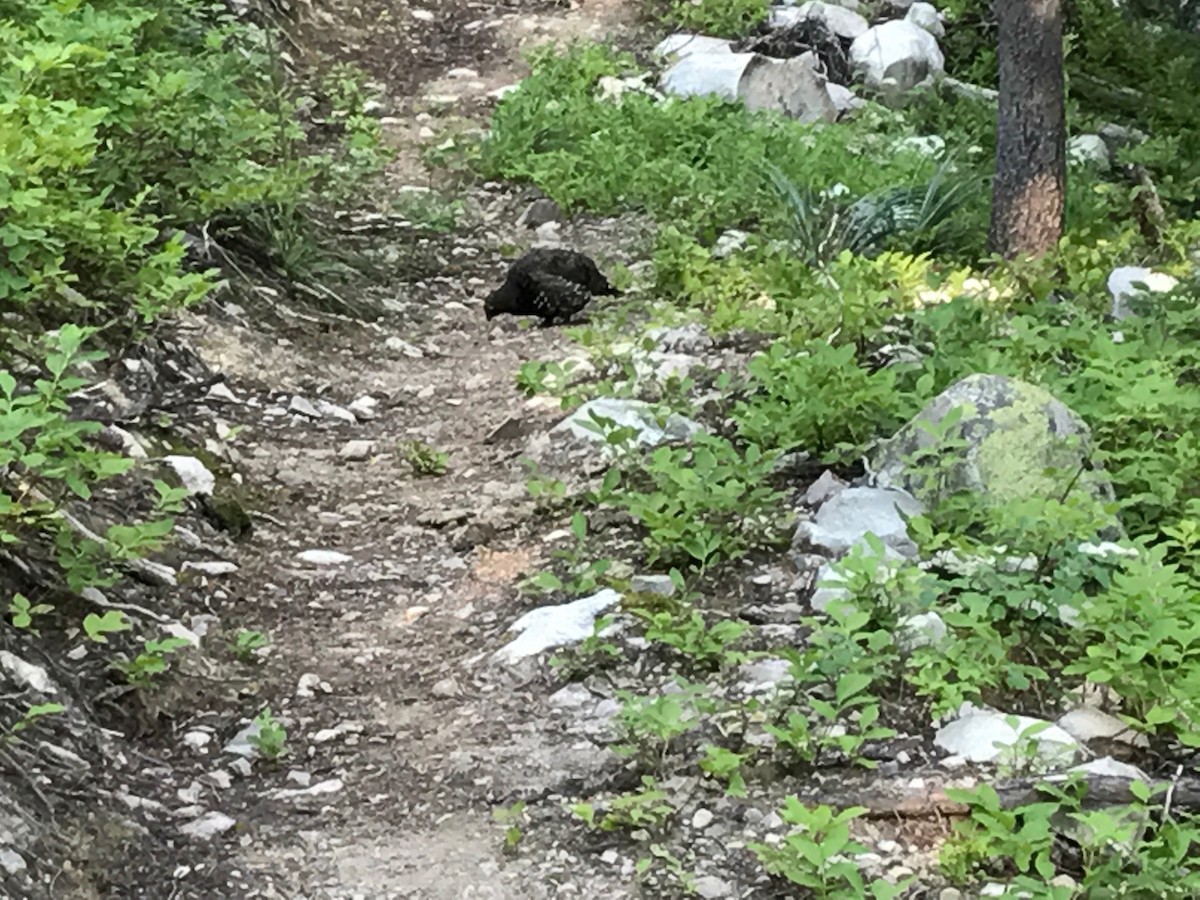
[146,2,666,896]
[3,1,1168,898]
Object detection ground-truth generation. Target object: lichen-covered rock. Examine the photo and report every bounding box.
[871,374,1116,513]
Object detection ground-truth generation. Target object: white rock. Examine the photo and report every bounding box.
[0,847,26,874]
[935,708,1080,767]
[271,778,344,800]
[296,549,352,566]
[224,721,263,758]
[183,730,212,752]
[348,395,379,420]
[905,1,944,37]
[850,20,944,94]
[338,439,375,461]
[692,808,715,830]
[794,486,924,558]
[774,1,869,39]
[493,589,623,663]
[179,811,237,840]
[182,560,239,576]
[288,395,321,418]
[163,455,216,496]
[553,398,704,449]
[653,33,733,59]
[897,611,947,651]
[206,382,240,403]
[0,651,56,694]
[631,574,677,596]
[315,399,357,423]
[1106,266,1178,320]
[693,875,734,899]
[826,82,864,113]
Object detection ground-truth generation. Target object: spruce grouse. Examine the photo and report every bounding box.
[483,248,620,327]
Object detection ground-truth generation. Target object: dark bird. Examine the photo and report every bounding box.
[484,248,620,327]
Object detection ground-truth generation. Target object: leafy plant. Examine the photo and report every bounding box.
[750,799,910,898]
[115,636,191,687]
[400,440,449,476]
[250,708,288,760]
[231,628,270,662]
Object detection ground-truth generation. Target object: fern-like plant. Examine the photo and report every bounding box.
[765,158,977,266]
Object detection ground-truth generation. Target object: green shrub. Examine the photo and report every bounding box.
[0,0,384,340]
[479,44,940,239]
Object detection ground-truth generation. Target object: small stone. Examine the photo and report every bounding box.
[338,440,375,461]
[693,874,733,899]
[348,395,379,420]
[288,395,320,418]
[183,730,212,752]
[182,560,239,576]
[630,574,676,596]
[692,808,714,830]
[296,549,352,566]
[411,8,434,19]
[938,889,964,900]
[163,455,216,496]
[431,677,460,698]
[179,811,237,840]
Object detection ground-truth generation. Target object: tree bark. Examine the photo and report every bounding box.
[988,0,1067,258]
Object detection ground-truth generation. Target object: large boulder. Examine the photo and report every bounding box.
[661,52,837,123]
[1106,266,1178,321]
[849,20,944,94]
[870,374,1116,513]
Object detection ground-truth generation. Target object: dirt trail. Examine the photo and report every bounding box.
[187,3,651,896]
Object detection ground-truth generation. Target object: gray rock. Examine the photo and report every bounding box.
[871,374,1116,516]
[794,486,924,558]
[803,469,847,506]
[1067,134,1111,171]
[517,198,561,230]
[850,20,944,95]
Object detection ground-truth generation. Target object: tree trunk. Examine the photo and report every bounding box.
[988,0,1066,258]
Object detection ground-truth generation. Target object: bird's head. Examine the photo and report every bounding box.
[483,284,512,320]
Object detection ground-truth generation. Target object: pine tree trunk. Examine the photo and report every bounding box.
[988,0,1066,258]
